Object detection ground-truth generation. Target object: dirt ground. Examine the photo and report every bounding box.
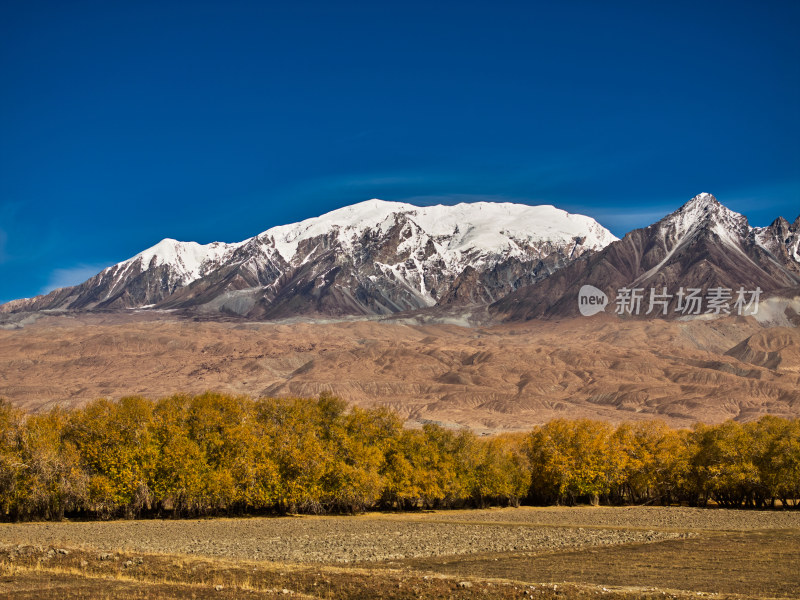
[0,510,696,564]
[1,506,798,599]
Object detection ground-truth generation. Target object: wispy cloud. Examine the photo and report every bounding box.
[0,228,7,264]
[40,263,111,295]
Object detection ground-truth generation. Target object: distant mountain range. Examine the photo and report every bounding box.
[3,194,799,323]
[1,200,616,319]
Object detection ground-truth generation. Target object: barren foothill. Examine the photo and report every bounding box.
[1,312,799,430]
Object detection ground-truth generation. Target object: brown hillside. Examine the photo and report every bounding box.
[1,312,798,431]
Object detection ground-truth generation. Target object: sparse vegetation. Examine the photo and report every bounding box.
[0,540,724,600]
[1,394,798,521]
[1,507,798,599]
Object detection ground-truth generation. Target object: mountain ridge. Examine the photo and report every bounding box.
[2,199,617,318]
[4,194,799,324]
[490,193,800,321]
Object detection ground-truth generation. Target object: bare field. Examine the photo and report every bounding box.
[1,507,798,599]
[0,511,693,564]
[396,529,800,599]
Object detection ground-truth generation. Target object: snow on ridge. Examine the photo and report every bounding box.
[262,199,618,262]
[656,192,748,244]
[753,222,800,265]
[121,238,241,283]
[264,199,413,261]
[104,198,618,287]
[406,202,619,259]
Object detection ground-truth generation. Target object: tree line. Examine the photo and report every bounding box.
[0,393,798,520]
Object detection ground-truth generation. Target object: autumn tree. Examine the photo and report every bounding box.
[149,395,211,515]
[743,416,800,507]
[527,419,623,505]
[4,392,797,520]
[14,409,87,520]
[320,404,401,512]
[254,396,332,513]
[688,421,759,507]
[471,433,530,507]
[0,400,25,518]
[613,420,690,504]
[65,396,156,517]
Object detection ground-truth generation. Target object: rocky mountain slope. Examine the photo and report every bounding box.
[1,200,616,319]
[491,193,800,321]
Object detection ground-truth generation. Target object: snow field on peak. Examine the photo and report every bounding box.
[405,202,618,251]
[262,199,618,263]
[655,193,747,246]
[122,238,242,283]
[104,199,619,297]
[264,199,412,261]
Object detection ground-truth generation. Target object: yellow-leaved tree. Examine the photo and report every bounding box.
[527,419,623,505]
[65,397,155,517]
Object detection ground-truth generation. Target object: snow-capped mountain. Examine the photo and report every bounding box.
[2,199,617,318]
[491,193,800,321]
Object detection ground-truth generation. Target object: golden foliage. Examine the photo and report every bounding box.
[0,394,798,520]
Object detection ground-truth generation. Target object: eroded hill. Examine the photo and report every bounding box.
[2,312,799,430]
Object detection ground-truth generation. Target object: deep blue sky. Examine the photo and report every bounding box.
[1,0,798,303]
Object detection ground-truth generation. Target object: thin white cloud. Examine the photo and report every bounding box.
[40,263,111,295]
[0,228,7,264]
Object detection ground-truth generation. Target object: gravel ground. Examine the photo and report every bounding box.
[0,506,794,564]
[399,505,800,531]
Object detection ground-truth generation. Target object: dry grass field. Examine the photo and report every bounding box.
[1,506,798,599]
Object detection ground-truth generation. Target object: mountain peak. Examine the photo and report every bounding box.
[653,192,748,241]
[671,192,727,219]
[326,198,411,215]
[262,199,618,263]
[123,237,238,283]
[685,192,719,206]
[491,193,800,322]
[769,216,790,230]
